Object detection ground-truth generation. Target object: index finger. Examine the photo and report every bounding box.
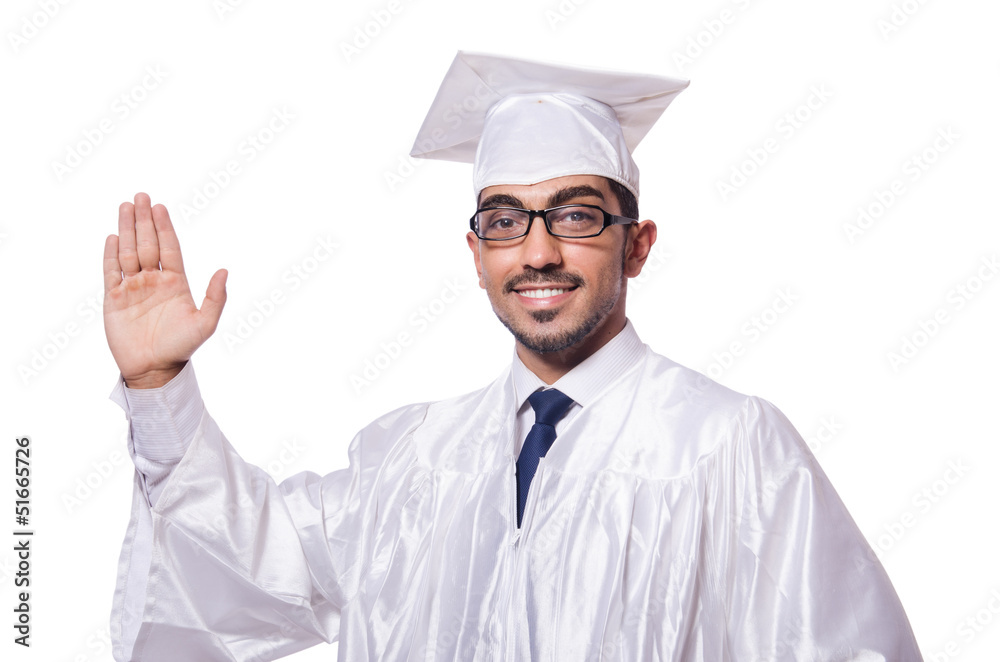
[151,203,185,274]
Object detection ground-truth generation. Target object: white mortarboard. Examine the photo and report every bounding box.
[410,51,689,200]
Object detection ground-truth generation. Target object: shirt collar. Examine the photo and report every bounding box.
[511,319,646,410]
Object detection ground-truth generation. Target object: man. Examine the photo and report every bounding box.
[105,52,922,660]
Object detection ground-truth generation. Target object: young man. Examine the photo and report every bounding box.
[106,52,922,661]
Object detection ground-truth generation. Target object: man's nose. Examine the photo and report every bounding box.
[519,214,563,270]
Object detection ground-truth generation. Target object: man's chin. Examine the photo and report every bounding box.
[502,316,595,354]
[515,333,577,354]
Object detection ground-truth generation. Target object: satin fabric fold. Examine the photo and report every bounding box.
[112,347,921,661]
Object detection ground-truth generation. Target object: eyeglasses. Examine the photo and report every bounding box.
[469,204,636,241]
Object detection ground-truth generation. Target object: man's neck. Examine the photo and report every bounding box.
[515,319,626,385]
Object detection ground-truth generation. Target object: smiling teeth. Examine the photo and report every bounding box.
[520,288,566,299]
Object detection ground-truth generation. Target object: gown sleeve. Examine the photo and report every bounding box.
[725,397,923,661]
[109,366,421,662]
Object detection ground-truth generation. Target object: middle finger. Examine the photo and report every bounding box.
[134,192,160,271]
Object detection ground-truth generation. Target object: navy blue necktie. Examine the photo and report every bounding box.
[516,388,574,528]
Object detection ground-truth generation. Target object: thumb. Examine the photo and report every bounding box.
[198,268,228,335]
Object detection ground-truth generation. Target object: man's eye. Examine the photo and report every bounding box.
[477,209,528,237]
[551,207,599,224]
[483,210,525,228]
[491,216,517,228]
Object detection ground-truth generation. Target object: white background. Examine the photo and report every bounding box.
[1,0,998,659]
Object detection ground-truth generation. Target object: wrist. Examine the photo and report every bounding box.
[123,364,186,389]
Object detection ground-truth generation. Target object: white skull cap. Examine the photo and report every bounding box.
[410,51,689,200]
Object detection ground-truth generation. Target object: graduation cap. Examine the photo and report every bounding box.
[410,50,689,199]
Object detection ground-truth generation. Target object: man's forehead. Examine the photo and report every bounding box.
[479,175,612,206]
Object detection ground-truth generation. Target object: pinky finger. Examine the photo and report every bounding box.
[104,234,123,294]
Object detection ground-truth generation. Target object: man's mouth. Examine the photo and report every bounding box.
[505,269,585,295]
[515,286,575,299]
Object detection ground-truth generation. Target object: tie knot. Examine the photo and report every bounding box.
[527,388,574,427]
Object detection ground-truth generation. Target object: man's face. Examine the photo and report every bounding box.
[467,175,646,358]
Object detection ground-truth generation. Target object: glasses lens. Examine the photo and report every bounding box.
[476,208,530,239]
[546,206,604,237]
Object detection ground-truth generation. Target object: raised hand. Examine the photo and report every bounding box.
[103,192,228,389]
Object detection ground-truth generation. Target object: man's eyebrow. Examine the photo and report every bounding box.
[478,185,605,210]
[547,185,605,208]
[479,193,524,209]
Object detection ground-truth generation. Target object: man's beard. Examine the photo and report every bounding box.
[493,267,621,353]
[499,304,614,353]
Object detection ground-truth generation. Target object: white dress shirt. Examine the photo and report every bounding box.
[510,320,646,456]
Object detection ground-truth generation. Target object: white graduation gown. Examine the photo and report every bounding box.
[111,346,922,661]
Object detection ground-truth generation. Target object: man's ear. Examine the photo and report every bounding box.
[624,220,657,278]
[467,231,486,289]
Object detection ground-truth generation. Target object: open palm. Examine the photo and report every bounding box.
[103,192,227,388]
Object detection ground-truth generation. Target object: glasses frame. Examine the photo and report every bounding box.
[469,204,637,241]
